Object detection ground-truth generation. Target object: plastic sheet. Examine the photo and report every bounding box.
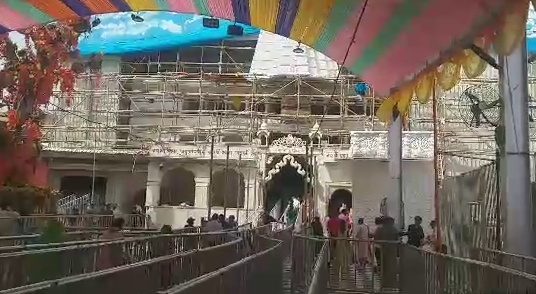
[78,12,259,56]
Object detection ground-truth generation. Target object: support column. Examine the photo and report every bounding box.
[388,116,404,230]
[145,160,162,221]
[500,39,534,256]
[194,177,210,208]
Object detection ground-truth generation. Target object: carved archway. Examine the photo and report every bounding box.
[328,189,353,217]
[211,168,245,208]
[265,154,308,182]
[160,167,195,206]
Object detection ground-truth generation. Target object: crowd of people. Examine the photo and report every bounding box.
[310,208,441,271]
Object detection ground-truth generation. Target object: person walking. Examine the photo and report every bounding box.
[406,216,425,248]
[354,218,370,269]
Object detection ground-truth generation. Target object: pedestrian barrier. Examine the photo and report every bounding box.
[472,247,536,275]
[159,225,293,294]
[0,214,147,234]
[0,231,237,290]
[1,224,281,294]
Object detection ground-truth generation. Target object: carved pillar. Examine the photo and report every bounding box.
[194,177,210,208]
[145,160,162,220]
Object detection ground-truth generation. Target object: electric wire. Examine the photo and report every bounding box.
[309,0,370,140]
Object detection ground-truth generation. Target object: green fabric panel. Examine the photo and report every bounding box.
[350,0,431,74]
[314,0,363,53]
[6,0,53,23]
[193,0,211,16]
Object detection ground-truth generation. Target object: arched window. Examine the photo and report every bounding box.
[160,167,196,206]
[328,189,353,217]
[211,168,245,208]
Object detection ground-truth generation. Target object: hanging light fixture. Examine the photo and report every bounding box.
[227,24,243,36]
[91,17,101,28]
[203,17,219,28]
[293,43,304,54]
[131,13,144,23]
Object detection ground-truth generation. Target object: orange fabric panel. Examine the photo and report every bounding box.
[24,0,78,20]
[79,0,119,14]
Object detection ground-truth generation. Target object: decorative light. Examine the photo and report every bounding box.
[203,17,220,28]
[91,18,101,28]
[227,24,244,36]
[293,44,304,54]
[131,13,144,23]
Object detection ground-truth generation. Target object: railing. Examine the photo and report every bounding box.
[306,240,329,294]
[401,245,536,293]
[0,231,236,290]
[1,223,277,294]
[0,231,161,254]
[158,228,289,294]
[0,231,99,247]
[0,214,147,234]
[472,247,536,275]
[291,235,327,294]
[1,235,245,294]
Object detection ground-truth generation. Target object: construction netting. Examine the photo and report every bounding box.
[440,162,500,257]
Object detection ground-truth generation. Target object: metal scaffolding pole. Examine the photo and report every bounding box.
[224,144,230,217]
[207,135,215,219]
[500,37,535,256]
[388,112,404,230]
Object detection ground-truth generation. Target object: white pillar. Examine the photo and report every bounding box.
[194,177,210,208]
[500,38,535,256]
[388,116,404,230]
[145,161,162,221]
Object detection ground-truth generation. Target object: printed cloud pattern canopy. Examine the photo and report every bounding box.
[0,0,519,97]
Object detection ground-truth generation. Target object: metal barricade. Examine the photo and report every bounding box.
[0,230,162,254]
[1,236,245,294]
[400,245,536,294]
[291,235,326,294]
[158,234,285,294]
[0,231,236,290]
[472,247,536,275]
[307,241,329,294]
[0,214,147,234]
[0,231,98,247]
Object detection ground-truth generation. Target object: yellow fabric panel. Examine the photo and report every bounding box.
[290,0,337,46]
[461,49,487,79]
[232,97,242,110]
[437,61,461,91]
[395,85,414,114]
[415,72,435,104]
[124,0,159,11]
[249,0,280,32]
[494,0,528,56]
[376,96,397,123]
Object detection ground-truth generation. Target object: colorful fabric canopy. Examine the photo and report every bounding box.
[0,0,527,122]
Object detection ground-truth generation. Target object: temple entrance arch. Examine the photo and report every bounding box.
[160,167,196,206]
[328,189,352,217]
[265,154,309,219]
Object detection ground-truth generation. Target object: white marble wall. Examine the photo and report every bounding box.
[316,159,435,228]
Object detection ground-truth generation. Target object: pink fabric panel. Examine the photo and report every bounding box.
[362,0,505,95]
[207,0,235,21]
[0,3,37,30]
[168,0,198,14]
[326,0,402,66]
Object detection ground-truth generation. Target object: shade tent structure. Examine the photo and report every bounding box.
[0,0,530,121]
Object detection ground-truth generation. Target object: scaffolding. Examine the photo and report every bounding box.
[39,39,536,161]
[41,72,384,151]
